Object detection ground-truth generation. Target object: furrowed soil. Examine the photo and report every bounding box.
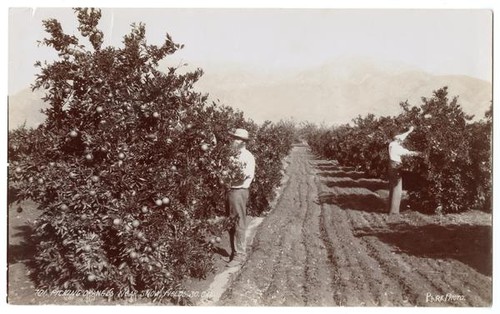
[218,145,492,306]
[8,145,492,306]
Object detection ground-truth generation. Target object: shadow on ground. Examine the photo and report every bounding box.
[312,162,337,167]
[8,225,36,264]
[355,223,492,277]
[315,165,356,172]
[317,170,366,180]
[318,192,389,213]
[213,246,230,258]
[323,178,388,192]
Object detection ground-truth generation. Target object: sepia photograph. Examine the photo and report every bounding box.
[5,3,494,309]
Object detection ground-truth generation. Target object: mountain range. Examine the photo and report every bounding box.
[8,58,492,130]
[193,58,492,126]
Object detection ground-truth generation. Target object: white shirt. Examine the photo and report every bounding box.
[389,141,415,163]
[231,147,255,189]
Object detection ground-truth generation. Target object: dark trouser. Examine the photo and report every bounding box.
[388,161,403,214]
[226,188,249,258]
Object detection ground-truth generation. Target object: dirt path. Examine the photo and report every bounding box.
[218,145,492,306]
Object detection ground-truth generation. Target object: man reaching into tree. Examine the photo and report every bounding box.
[388,126,420,214]
[226,128,255,267]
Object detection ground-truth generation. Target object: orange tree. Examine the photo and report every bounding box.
[399,88,492,214]
[247,120,295,216]
[306,87,492,214]
[8,8,293,303]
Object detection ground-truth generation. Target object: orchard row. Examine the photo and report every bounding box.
[304,87,492,215]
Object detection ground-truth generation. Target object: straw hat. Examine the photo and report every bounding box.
[228,128,250,141]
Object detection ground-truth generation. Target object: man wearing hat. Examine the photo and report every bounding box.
[388,126,420,214]
[226,128,255,267]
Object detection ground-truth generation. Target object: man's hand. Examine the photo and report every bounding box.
[409,126,415,132]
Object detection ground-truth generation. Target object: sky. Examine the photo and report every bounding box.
[8,7,493,95]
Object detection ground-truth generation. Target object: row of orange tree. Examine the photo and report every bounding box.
[305,87,492,215]
[8,8,294,304]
